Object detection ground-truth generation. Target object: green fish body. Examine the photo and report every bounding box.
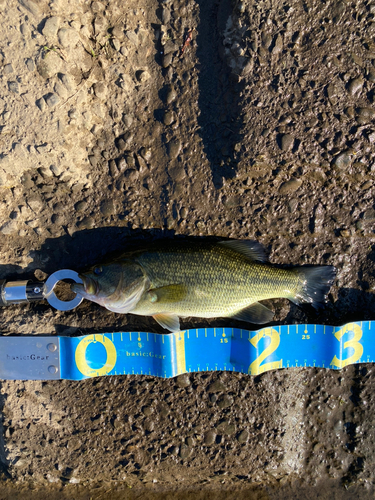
[72,240,336,332]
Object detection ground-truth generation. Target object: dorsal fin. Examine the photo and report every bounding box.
[218,240,267,262]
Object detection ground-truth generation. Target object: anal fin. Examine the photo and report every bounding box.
[230,302,274,324]
[153,313,180,333]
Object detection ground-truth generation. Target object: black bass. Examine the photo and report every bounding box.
[71,240,336,332]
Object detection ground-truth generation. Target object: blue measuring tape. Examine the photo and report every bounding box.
[1,321,372,380]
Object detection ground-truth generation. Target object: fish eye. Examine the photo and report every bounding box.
[94,266,103,275]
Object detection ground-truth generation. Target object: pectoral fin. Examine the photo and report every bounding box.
[230,302,274,324]
[153,313,180,332]
[147,284,187,304]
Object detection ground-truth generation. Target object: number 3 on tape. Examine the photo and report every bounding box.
[331,323,363,368]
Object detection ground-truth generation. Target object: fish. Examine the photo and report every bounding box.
[71,240,336,333]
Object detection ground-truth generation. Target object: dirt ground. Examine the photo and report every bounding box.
[0,0,375,498]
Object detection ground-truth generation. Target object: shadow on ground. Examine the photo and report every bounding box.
[196,0,245,188]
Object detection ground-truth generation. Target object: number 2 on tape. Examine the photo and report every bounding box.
[248,328,283,376]
[331,323,363,368]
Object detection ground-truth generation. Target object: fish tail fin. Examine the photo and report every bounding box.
[290,265,336,309]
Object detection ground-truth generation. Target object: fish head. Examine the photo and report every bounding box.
[71,261,147,313]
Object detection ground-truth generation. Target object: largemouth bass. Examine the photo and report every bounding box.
[72,240,336,332]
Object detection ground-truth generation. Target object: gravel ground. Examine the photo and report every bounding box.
[0,0,375,498]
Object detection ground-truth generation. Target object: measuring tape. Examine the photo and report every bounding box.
[0,321,373,380]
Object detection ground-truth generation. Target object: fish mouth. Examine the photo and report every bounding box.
[71,274,99,296]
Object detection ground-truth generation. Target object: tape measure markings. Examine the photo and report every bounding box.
[1,321,374,380]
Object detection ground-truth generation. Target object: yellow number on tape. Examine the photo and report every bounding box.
[331,323,363,368]
[75,334,117,377]
[248,328,283,375]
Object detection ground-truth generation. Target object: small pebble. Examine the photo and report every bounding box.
[208,379,226,393]
[100,200,114,217]
[36,97,46,111]
[44,93,60,107]
[8,81,19,93]
[340,229,350,238]
[163,110,174,125]
[122,114,133,128]
[140,147,152,162]
[204,430,216,446]
[21,172,34,189]
[123,169,138,182]
[272,34,283,55]
[108,160,118,178]
[217,395,233,409]
[19,0,41,16]
[361,180,372,190]
[261,32,272,50]
[60,73,75,92]
[74,200,87,212]
[58,28,80,48]
[4,64,13,74]
[344,106,355,118]
[162,7,171,24]
[367,68,375,83]
[36,51,62,79]
[25,58,35,71]
[162,53,173,68]
[50,164,62,176]
[163,40,178,55]
[112,25,124,39]
[125,30,139,45]
[88,155,99,168]
[176,374,190,387]
[93,82,107,99]
[54,81,67,98]
[0,220,18,235]
[13,143,24,156]
[125,154,135,167]
[347,77,363,96]
[27,195,44,212]
[180,207,188,218]
[77,217,94,229]
[279,178,302,195]
[280,133,295,151]
[332,1,345,22]
[311,203,325,233]
[111,39,121,51]
[216,420,236,436]
[237,429,249,443]
[333,151,352,169]
[42,16,60,38]
[94,16,107,35]
[167,138,181,159]
[363,209,375,220]
[179,444,192,460]
[166,86,177,104]
[356,107,375,124]
[136,70,150,83]
[142,405,153,417]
